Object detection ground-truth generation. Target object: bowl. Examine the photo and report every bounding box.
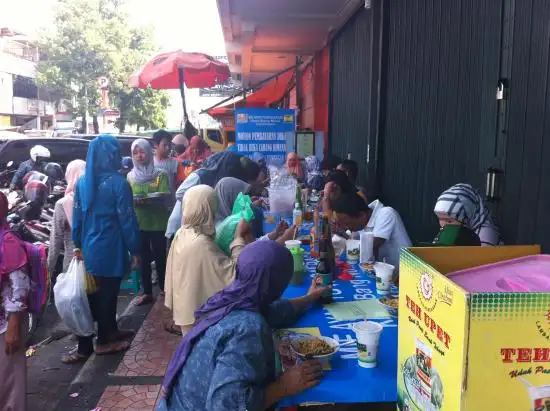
[379,296,399,317]
[290,336,339,368]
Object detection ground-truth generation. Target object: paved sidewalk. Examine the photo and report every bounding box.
[93,298,178,410]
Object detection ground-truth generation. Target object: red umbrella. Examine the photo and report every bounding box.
[129,50,231,123]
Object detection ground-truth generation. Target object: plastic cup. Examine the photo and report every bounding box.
[353,321,383,368]
[346,239,361,263]
[285,240,302,250]
[374,262,395,295]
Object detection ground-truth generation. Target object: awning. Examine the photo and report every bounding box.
[207,70,294,117]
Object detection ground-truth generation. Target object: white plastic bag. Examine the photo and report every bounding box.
[53,258,95,336]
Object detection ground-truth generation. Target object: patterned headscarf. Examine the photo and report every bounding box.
[434,183,500,246]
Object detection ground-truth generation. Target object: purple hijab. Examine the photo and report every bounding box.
[162,240,294,397]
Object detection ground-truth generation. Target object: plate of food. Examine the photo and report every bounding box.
[379,296,399,317]
[290,335,339,367]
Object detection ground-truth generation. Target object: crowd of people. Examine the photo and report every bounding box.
[0,130,503,410]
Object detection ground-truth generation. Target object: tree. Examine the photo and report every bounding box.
[36,0,168,133]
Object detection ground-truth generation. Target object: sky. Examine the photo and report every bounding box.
[1,0,228,127]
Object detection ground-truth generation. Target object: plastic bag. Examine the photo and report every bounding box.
[216,192,255,255]
[53,258,95,336]
[268,166,297,216]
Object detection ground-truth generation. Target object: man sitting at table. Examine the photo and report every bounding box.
[331,192,412,271]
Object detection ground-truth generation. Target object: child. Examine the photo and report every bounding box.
[152,129,180,196]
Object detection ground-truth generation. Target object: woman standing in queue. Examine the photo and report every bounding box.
[127,139,171,305]
[69,135,140,362]
[47,159,86,278]
[164,185,251,336]
[0,192,30,411]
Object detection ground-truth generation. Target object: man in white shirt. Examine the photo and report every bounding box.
[331,193,412,271]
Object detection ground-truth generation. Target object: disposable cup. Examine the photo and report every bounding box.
[346,239,361,263]
[352,321,383,368]
[285,240,302,250]
[374,262,395,295]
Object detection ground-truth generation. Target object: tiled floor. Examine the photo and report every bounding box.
[94,299,179,410]
[115,299,180,377]
[95,385,160,411]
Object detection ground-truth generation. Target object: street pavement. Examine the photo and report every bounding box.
[26,290,154,411]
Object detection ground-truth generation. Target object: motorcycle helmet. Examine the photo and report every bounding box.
[44,162,64,181]
[30,145,51,162]
[24,172,50,203]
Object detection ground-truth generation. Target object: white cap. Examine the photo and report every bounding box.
[30,145,51,162]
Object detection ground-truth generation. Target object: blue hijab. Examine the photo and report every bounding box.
[80,135,122,213]
[162,241,293,399]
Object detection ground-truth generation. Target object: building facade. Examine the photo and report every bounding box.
[218,0,550,250]
[0,29,55,130]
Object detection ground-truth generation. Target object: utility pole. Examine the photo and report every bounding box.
[35,45,41,130]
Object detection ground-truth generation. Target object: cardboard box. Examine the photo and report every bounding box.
[397,246,550,411]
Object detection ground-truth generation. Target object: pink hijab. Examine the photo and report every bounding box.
[285,152,304,179]
[61,159,86,227]
[0,192,27,278]
[181,136,212,164]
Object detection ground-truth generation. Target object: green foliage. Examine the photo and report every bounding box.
[36,0,168,132]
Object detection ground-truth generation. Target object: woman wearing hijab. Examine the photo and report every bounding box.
[71,135,140,359]
[181,136,213,165]
[215,177,293,243]
[165,152,262,241]
[159,241,329,410]
[127,139,171,305]
[48,160,86,276]
[0,192,30,411]
[285,152,305,182]
[177,136,212,183]
[434,183,501,246]
[164,185,251,336]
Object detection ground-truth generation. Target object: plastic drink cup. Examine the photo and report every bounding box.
[374,262,395,295]
[360,232,374,264]
[346,239,361,263]
[353,321,383,368]
[285,240,302,250]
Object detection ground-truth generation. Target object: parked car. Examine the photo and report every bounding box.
[73,134,152,156]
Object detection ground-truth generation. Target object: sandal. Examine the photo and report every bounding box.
[95,340,130,356]
[61,350,91,364]
[134,294,154,306]
[164,322,182,336]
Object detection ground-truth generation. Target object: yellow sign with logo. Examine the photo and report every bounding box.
[0,115,11,126]
[397,246,543,411]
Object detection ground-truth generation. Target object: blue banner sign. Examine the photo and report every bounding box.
[235,108,296,165]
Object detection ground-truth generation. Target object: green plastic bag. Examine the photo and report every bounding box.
[215,192,255,255]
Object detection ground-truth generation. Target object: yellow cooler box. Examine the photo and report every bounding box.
[397,246,550,411]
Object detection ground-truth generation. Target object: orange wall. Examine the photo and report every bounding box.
[286,47,330,151]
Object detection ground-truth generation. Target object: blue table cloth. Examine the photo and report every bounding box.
[266,221,398,406]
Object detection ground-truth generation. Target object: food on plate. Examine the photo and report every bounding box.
[293,337,334,356]
[380,297,398,309]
